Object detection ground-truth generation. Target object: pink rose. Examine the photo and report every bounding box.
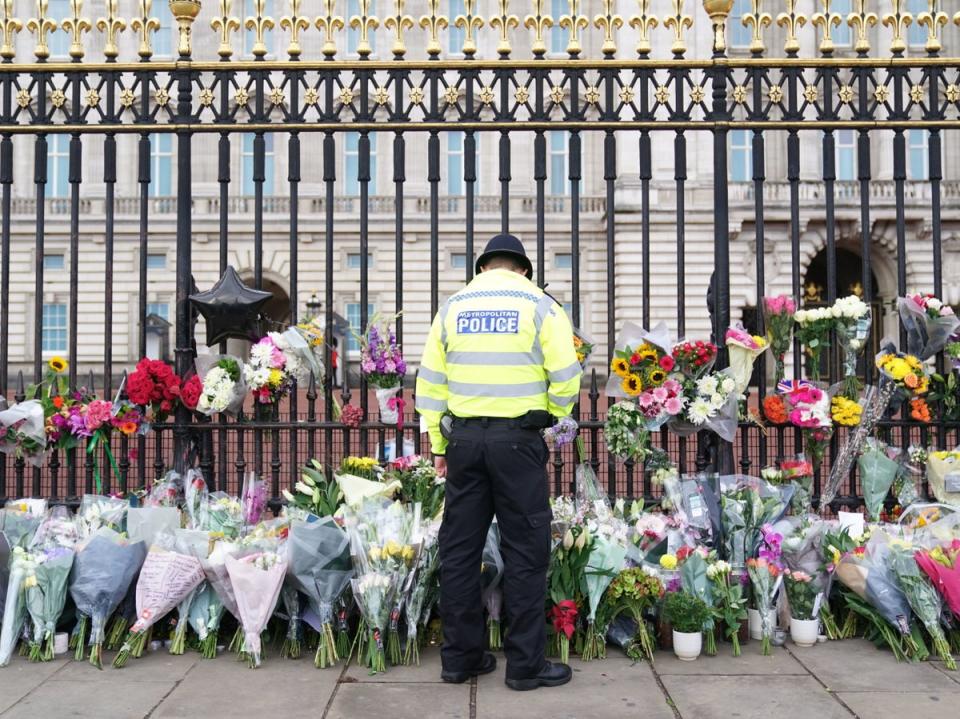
[653,386,668,403]
[665,397,683,415]
[637,392,654,409]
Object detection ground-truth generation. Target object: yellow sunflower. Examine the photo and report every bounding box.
[622,374,643,396]
[47,356,68,373]
[638,349,658,363]
[648,368,667,386]
[611,357,630,377]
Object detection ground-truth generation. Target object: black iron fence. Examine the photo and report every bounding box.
[1,0,958,510]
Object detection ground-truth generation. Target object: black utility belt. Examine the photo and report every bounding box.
[451,410,553,431]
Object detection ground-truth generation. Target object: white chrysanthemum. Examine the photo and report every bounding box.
[709,392,724,408]
[688,397,712,425]
[696,375,718,396]
[720,376,736,394]
[250,341,276,366]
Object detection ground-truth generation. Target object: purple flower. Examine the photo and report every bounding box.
[384,359,397,374]
[395,360,406,375]
[361,359,375,373]
[666,576,682,593]
[68,413,92,438]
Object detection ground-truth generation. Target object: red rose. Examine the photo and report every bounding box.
[180,375,202,410]
[631,352,641,365]
[659,355,675,371]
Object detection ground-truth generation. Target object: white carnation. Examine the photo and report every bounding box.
[721,376,736,394]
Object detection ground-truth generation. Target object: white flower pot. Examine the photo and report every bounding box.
[748,608,777,640]
[790,617,819,648]
[672,630,702,661]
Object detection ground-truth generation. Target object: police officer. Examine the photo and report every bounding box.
[416,234,582,691]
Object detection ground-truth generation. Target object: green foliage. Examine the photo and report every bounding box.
[929,372,960,422]
[661,590,711,634]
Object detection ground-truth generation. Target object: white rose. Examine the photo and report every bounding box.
[794,310,807,323]
[721,376,736,393]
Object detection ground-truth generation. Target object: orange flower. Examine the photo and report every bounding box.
[904,372,919,389]
[119,421,138,436]
[51,396,64,409]
[910,398,931,423]
[762,395,788,425]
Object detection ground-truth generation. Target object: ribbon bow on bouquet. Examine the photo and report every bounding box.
[550,599,579,641]
[386,396,406,430]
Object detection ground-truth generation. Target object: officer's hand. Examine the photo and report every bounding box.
[434,456,447,478]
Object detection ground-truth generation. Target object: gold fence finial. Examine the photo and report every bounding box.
[348,0,377,58]
[490,0,519,56]
[315,0,344,58]
[27,0,58,60]
[384,0,413,57]
[702,0,735,54]
[848,0,878,53]
[559,0,589,55]
[170,0,202,57]
[244,0,275,58]
[131,0,159,58]
[60,0,90,59]
[917,0,948,53]
[594,0,623,57]
[882,0,912,54]
[454,0,483,56]
[211,0,240,58]
[776,0,807,54]
[664,0,693,56]
[1,0,23,60]
[628,0,657,56]
[524,0,553,58]
[812,0,843,53]
[280,0,310,57]
[741,0,771,54]
[419,0,448,58]
[96,0,126,59]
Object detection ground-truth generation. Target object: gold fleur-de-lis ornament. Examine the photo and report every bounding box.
[245,0,275,58]
[1,0,23,60]
[882,0,912,54]
[917,1,948,53]
[170,0,202,57]
[131,0,160,59]
[60,0,91,59]
[812,0,843,53]
[848,0,878,54]
[384,0,414,58]
[559,0,589,56]
[594,0,623,57]
[490,0,519,57]
[454,0,483,56]
[664,0,693,56]
[315,0,344,58]
[27,0,59,60]
[628,0,658,56]
[211,0,241,59]
[741,0,771,55]
[348,0,377,58]
[280,0,310,57]
[96,0,126,59]
[776,0,807,54]
[419,0,448,58]
[524,0,553,58]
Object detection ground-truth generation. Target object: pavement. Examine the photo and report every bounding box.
[0,638,959,719]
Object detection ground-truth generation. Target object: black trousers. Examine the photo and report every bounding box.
[438,418,552,681]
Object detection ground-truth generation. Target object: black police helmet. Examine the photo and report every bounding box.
[475,234,533,278]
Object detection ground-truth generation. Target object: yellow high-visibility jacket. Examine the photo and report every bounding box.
[415,268,583,455]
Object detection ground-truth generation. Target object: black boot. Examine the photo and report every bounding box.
[505,661,572,691]
[441,652,497,684]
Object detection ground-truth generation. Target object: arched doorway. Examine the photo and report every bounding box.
[226,274,291,358]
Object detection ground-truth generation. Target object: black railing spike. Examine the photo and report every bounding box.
[15,371,25,402]
[306,370,317,400]
[88,370,96,395]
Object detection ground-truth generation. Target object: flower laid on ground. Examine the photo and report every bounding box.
[244,336,294,405]
[548,524,593,663]
[707,560,748,657]
[832,295,871,401]
[889,544,956,670]
[601,567,664,662]
[746,556,780,656]
[126,358,182,421]
[671,340,717,379]
[762,394,788,424]
[831,395,862,427]
[784,569,817,620]
[794,306,835,381]
[762,295,796,385]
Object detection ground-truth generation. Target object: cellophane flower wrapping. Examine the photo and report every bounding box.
[835,541,912,638]
[226,550,288,667]
[916,542,960,618]
[481,523,504,650]
[68,529,146,667]
[833,298,872,400]
[287,517,354,667]
[184,470,209,530]
[194,354,247,417]
[926,451,960,506]
[0,400,48,466]
[403,520,440,665]
[889,544,956,668]
[669,370,739,443]
[605,321,674,398]
[719,479,792,566]
[76,495,127,538]
[604,401,650,462]
[0,546,33,666]
[241,472,268,529]
[746,557,780,654]
[762,295,797,385]
[24,508,77,660]
[725,325,767,398]
[375,386,402,425]
[858,440,900,523]
[898,294,960,361]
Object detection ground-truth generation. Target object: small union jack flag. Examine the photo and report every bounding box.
[777,379,813,394]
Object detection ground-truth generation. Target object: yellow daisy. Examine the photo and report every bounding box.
[611,357,630,378]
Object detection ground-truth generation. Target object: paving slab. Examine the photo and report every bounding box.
[837,692,960,719]
[152,655,340,719]
[327,682,470,719]
[661,675,851,719]
[0,657,68,714]
[0,679,174,719]
[344,646,445,683]
[476,657,675,719]
[930,662,960,686]
[48,648,199,683]
[654,642,808,676]
[787,639,960,693]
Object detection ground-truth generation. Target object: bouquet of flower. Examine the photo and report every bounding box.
[126,358,183,422]
[889,543,955,669]
[926,450,960,505]
[636,379,686,429]
[580,536,627,661]
[0,546,34,666]
[573,328,594,369]
[287,517,353,668]
[670,370,739,443]
[833,295,872,400]
[671,340,718,380]
[606,321,674,398]
[784,568,818,620]
[76,494,127,538]
[678,548,717,655]
[402,520,440,665]
[385,455,445,521]
[746,556,781,655]
[898,293,960,361]
[283,460,345,520]
[481,524,504,651]
[548,524,593,663]
[227,550,287,667]
[244,335,295,407]
[763,295,797,385]
[267,329,316,384]
[358,317,406,425]
[23,509,77,661]
[205,493,244,539]
[0,400,49,466]
[602,567,663,662]
[784,385,833,509]
[241,472,268,529]
[69,529,146,668]
[707,559,748,656]
[916,541,960,618]
[876,350,930,398]
[794,306,835,381]
[604,401,650,463]
[725,326,767,398]
[858,439,900,523]
[830,395,862,427]
[762,394,789,425]
[194,355,246,416]
[113,534,205,667]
